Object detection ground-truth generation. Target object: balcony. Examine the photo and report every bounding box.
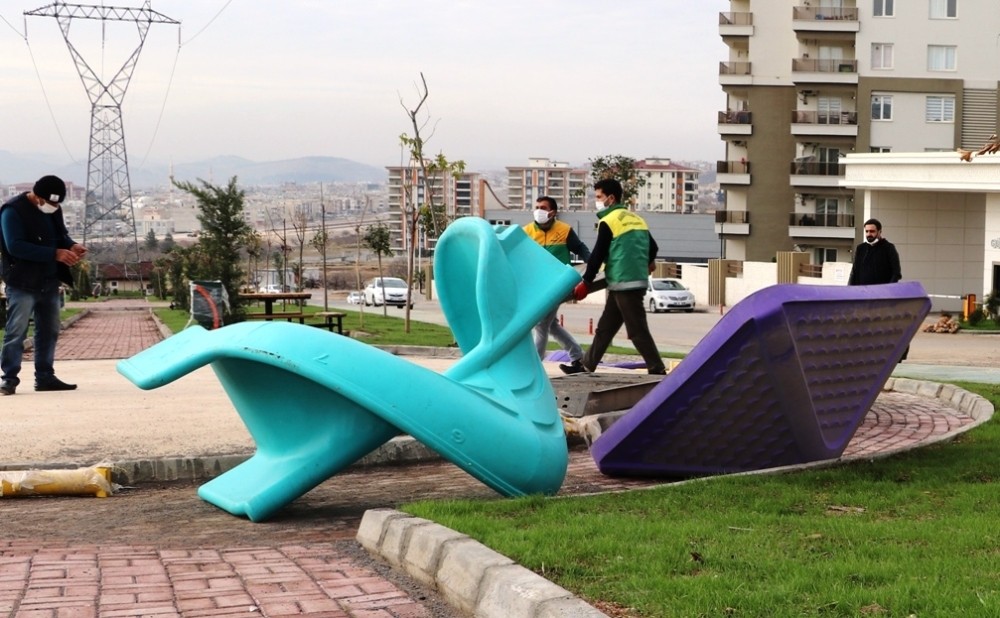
[719,11,753,36]
[791,110,858,137]
[718,110,752,136]
[791,58,858,85]
[788,211,856,239]
[714,209,750,236]
[717,160,750,186]
[790,160,845,188]
[719,61,752,86]
[791,6,859,32]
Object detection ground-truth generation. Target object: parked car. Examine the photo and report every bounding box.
[364,276,412,308]
[644,278,696,313]
[346,291,363,305]
[257,283,287,294]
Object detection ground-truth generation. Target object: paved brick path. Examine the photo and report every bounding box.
[2,301,983,617]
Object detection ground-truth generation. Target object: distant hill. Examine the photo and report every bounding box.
[0,152,386,188]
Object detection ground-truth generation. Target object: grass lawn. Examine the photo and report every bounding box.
[403,382,1000,617]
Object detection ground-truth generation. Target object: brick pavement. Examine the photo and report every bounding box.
[2,301,989,617]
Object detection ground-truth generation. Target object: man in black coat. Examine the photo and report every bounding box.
[848,218,901,285]
[848,217,907,360]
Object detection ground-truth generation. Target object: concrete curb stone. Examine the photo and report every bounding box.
[355,509,609,618]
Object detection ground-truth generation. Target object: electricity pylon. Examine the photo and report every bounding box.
[25,2,179,247]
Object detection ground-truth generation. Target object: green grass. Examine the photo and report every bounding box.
[403,382,1000,617]
[0,308,82,336]
[153,305,684,357]
[153,305,455,347]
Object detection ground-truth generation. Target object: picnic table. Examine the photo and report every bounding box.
[240,292,312,323]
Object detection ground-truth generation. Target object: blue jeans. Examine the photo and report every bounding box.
[533,304,583,363]
[1,283,62,385]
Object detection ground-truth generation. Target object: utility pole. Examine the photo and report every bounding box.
[320,183,328,310]
[24,2,180,254]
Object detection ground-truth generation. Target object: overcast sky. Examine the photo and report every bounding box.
[1,1,729,172]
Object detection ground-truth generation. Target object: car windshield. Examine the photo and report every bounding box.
[377,279,407,289]
[651,280,685,291]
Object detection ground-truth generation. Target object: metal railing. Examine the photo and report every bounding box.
[719,11,753,26]
[719,61,752,76]
[791,110,857,125]
[792,58,857,73]
[790,161,845,176]
[798,263,824,278]
[717,160,751,174]
[789,212,855,227]
[792,6,859,21]
[719,110,752,124]
[715,210,750,224]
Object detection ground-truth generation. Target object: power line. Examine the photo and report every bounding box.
[181,0,233,47]
[24,38,82,165]
[138,30,182,168]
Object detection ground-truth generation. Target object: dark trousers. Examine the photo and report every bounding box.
[582,288,665,374]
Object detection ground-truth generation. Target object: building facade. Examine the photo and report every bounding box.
[718,0,1000,264]
[386,164,480,253]
[635,158,700,213]
[505,158,588,211]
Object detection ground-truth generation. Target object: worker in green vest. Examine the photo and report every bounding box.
[567,179,665,375]
[523,196,590,368]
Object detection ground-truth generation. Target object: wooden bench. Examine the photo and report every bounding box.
[245,312,307,324]
[312,311,346,334]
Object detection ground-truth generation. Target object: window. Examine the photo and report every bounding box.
[926,96,955,122]
[871,95,893,121]
[814,248,838,265]
[874,0,894,16]
[870,146,891,153]
[871,43,893,69]
[929,0,957,18]
[927,45,957,71]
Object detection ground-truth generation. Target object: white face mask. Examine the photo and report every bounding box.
[38,203,58,214]
[866,237,880,245]
[595,199,606,211]
[533,209,552,225]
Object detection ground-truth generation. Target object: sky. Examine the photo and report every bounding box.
[1,1,729,173]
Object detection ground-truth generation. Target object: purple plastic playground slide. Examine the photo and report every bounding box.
[591,281,931,477]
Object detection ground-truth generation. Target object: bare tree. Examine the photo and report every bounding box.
[398,72,465,333]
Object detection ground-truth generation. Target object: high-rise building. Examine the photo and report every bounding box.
[635,158,700,213]
[506,158,588,211]
[386,164,480,254]
[717,1,1000,263]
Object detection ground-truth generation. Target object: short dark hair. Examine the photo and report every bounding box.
[864,218,882,231]
[593,178,623,204]
[536,196,558,211]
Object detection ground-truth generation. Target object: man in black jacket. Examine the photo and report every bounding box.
[0,175,87,395]
[848,218,901,285]
[849,217,907,360]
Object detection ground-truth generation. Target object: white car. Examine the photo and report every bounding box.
[644,278,696,313]
[258,283,286,294]
[364,276,412,309]
[346,291,363,305]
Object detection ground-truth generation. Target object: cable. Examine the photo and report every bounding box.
[24,38,81,165]
[0,12,25,39]
[181,0,233,47]
[138,28,182,168]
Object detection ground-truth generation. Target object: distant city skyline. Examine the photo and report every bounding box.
[0,1,728,176]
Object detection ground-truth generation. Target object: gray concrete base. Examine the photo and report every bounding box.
[357,509,609,618]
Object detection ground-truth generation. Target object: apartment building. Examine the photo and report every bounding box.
[635,158,700,213]
[506,158,588,211]
[717,0,1000,263]
[386,164,480,253]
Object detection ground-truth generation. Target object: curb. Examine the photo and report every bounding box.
[357,509,610,618]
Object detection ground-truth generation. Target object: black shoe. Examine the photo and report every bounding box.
[559,361,587,375]
[0,380,16,396]
[35,377,77,392]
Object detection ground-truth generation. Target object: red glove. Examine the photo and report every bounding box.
[573,281,589,301]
